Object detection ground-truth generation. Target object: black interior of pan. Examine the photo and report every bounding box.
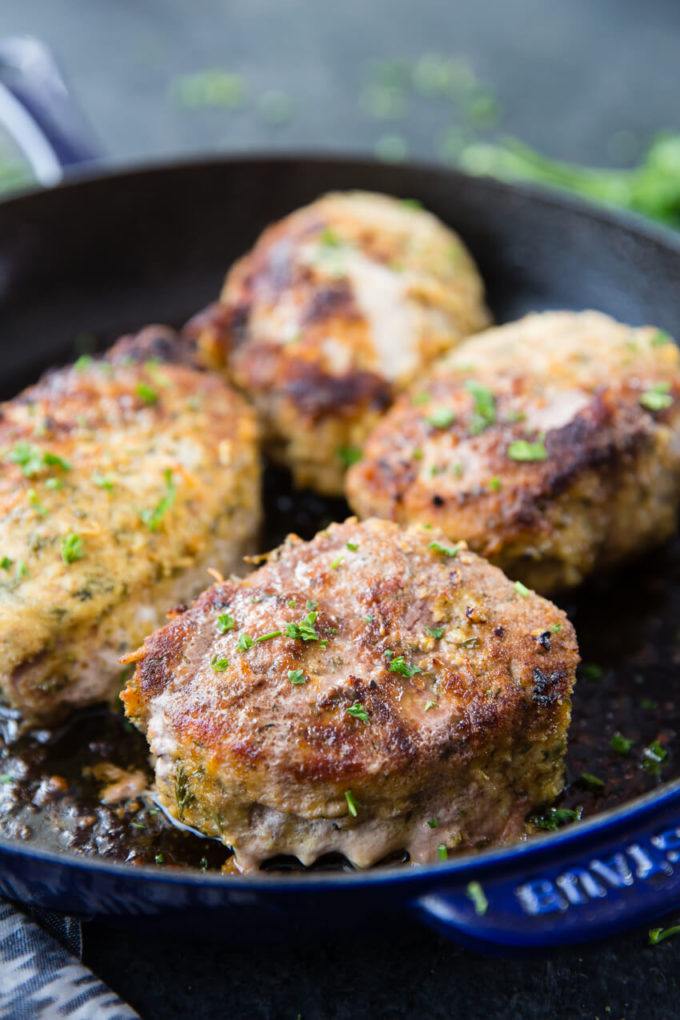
[0,156,679,873]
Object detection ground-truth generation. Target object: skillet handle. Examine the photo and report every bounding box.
[411,810,680,952]
[0,36,101,185]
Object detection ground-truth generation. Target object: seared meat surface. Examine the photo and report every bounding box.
[0,327,260,723]
[185,191,489,495]
[122,518,578,872]
[347,311,680,592]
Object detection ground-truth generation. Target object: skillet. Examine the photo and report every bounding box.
[1,37,680,951]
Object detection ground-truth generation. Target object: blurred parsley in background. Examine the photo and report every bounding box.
[2,50,679,230]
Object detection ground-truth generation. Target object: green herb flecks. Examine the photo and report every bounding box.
[61,533,84,565]
[288,670,307,685]
[507,439,548,462]
[135,381,159,405]
[329,557,344,569]
[424,699,438,711]
[0,557,11,571]
[514,580,531,598]
[532,806,583,831]
[345,790,361,817]
[577,772,605,791]
[286,611,319,642]
[642,738,668,774]
[426,406,455,429]
[7,443,71,477]
[216,613,235,633]
[651,330,672,347]
[337,445,362,467]
[464,380,496,434]
[429,540,459,558]
[388,656,423,678]
[640,381,673,411]
[425,626,445,639]
[346,542,359,551]
[140,469,176,531]
[255,630,282,643]
[437,844,448,861]
[346,702,369,722]
[236,634,255,652]
[427,817,439,829]
[649,924,680,945]
[92,471,115,491]
[466,881,488,915]
[611,732,635,755]
[210,655,230,671]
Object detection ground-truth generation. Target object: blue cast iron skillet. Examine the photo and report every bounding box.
[0,38,679,951]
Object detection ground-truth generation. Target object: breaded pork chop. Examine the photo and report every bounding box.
[0,327,260,724]
[347,311,680,593]
[122,518,578,872]
[185,191,490,495]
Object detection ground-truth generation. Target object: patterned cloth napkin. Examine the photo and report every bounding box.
[0,900,138,1019]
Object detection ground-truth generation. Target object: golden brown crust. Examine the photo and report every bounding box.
[123,518,578,870]
[184,191,490,495]
[347,311,680,592]
[0,328,261,721]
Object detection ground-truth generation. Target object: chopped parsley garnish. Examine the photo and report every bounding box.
[15,559,28,579]
[577,772,605,791]
[514,580,531,597]
[464,380,496,433]
[412,391,430,406]
[306,600,318,611]
[507,439,548,461]
[649,925,680,945]
[135,381,159,404]
[27,489,48,516]
[429,540,459,558]
[346,542,359,551]
[532,806,582,831]
[639,382,673,411]
[210,655,229,671]
[45,478,62,490]
[425,626,445,639]
[236,634,255,652]
[216,612,235,633]
[73,354,93,371]
[140,469,176,531]
[488,476,501,491]
[412,448,423,460]
[199,857,208,871]
[0,557,11,571]
[427,817,439,829]
[61,533,84,565]
[329,556,344,569]
[424,699,438,711]
[401,197,423,209]
[255,630,282,642]
[452,462,463,477]
[611,732,635,755]
[346,702,369,722]
[426,406,455,429]
[642,738,668,773]
[130,821,145,830]
[550,623,563,634]
[319,226,340,247]
[92,471,115,491]
[345,790,360,817]
[155,853,165,864]
[286,611,319,642]
[362,614,374,623]
[581,663,604,681]
[466,881,488,916]
[7,443,70,477]
[651,329,671,347]
[388,656,423,677]
[437,844,448,861]
[336,445,362,467]
[288,669,307,685]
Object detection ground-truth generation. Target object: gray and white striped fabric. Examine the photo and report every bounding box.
[0,901,138,1019]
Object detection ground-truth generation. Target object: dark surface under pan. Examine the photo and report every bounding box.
[1,156,680,949]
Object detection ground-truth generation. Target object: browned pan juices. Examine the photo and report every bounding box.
[0,463,677,873]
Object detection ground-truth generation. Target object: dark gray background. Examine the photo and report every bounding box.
[1,1,680,1017]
